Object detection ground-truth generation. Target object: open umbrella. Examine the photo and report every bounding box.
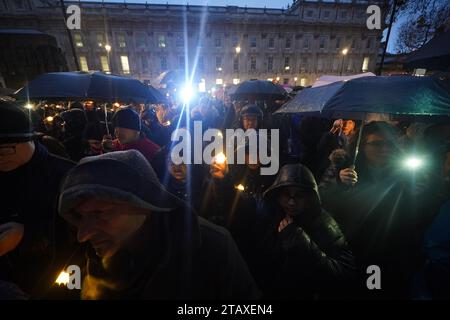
[275,75,450,120]
[232,79,287,101]
[15,71,165,104]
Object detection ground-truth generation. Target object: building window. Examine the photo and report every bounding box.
[142,57,148,70]
[333,57,339,71]
[233,78,240,85]
[317,58,323,72]
[300,57,308,72]
[215,37,221,48]
[179,56,185,69]
[306,10,313,18]
[97,33,105,47]
[362,57,369,72]
[136,34,146,48]
[216,56,222,71]
[216,78,223,85]
[233,58,239,72]
[120,55,130,74]
[250,57,257,71]
[283,78,289,85]
[285,37,292,49]
[79,56,89,71]
[232,36,239,47]
[160,56,167,70]
[100,56,109,72]
[74,34,83,47]
[158,35,166,48]
[336,37,341,49]
[284,57,290,69]
[341,11,348,19]
[300,78,307,87]
[319,38,326,49]
[303,38,309,49]
[118,34,126,48]
[198,56,204,71]
[14,0,26,10]
[351,39,356,49]
[323,11,330,18]
[250,36,257,48]
[347,58,353,72]
[268,37,275,49]
[268,57,273,71]
[176,35,183,48]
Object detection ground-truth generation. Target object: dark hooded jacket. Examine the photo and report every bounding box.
[249,164,355,299]
[58,150,259,299]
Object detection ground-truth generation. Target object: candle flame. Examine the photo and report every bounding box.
[46,116,54,122]
[55,271,70,285]
[214,152,226,164]
[235,184,245,191]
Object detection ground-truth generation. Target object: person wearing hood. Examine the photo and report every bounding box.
[59,108,89,162]
[0,101,76,298]
[141,107,171,148]
[58,150,259,299]
[102,107,161,164]
[249,164,355,299]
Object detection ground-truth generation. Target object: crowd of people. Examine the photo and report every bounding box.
[0,89,449,300]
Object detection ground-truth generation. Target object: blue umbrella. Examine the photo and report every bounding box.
[15,71,166,104]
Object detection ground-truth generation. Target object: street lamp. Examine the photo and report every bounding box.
[340,48,348,76]
[105,44,113,74]
[235,46,241,54]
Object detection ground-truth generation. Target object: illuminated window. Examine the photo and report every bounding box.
[233,79,240,85]
[216,78,223,85]
[158,35,166,48]
[362,57,369,72]
[100,56,109,72]
[300,78,307,86]
[74,34,83,47]
[120,55,130,74]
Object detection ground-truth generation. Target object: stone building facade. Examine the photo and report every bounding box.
[0,0,385,88]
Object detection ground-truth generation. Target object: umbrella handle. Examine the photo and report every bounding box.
[104,104,110,136]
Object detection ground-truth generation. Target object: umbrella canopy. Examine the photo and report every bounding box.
[232,79,287,100]
[15,71,165,104]
[275,75,450,120]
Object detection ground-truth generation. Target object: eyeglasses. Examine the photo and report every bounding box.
[0,145,16,156]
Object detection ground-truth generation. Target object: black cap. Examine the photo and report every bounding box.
[0,100,38,144]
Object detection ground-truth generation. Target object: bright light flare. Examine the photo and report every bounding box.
[214,152,227,165]
[403,156,424,170]
[235,184,245,191]
[24,103,34,110]
[45,116,54,122]
[180,85,195,104]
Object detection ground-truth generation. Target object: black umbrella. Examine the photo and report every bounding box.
[232,80,287,101]
[15,71,165,104]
